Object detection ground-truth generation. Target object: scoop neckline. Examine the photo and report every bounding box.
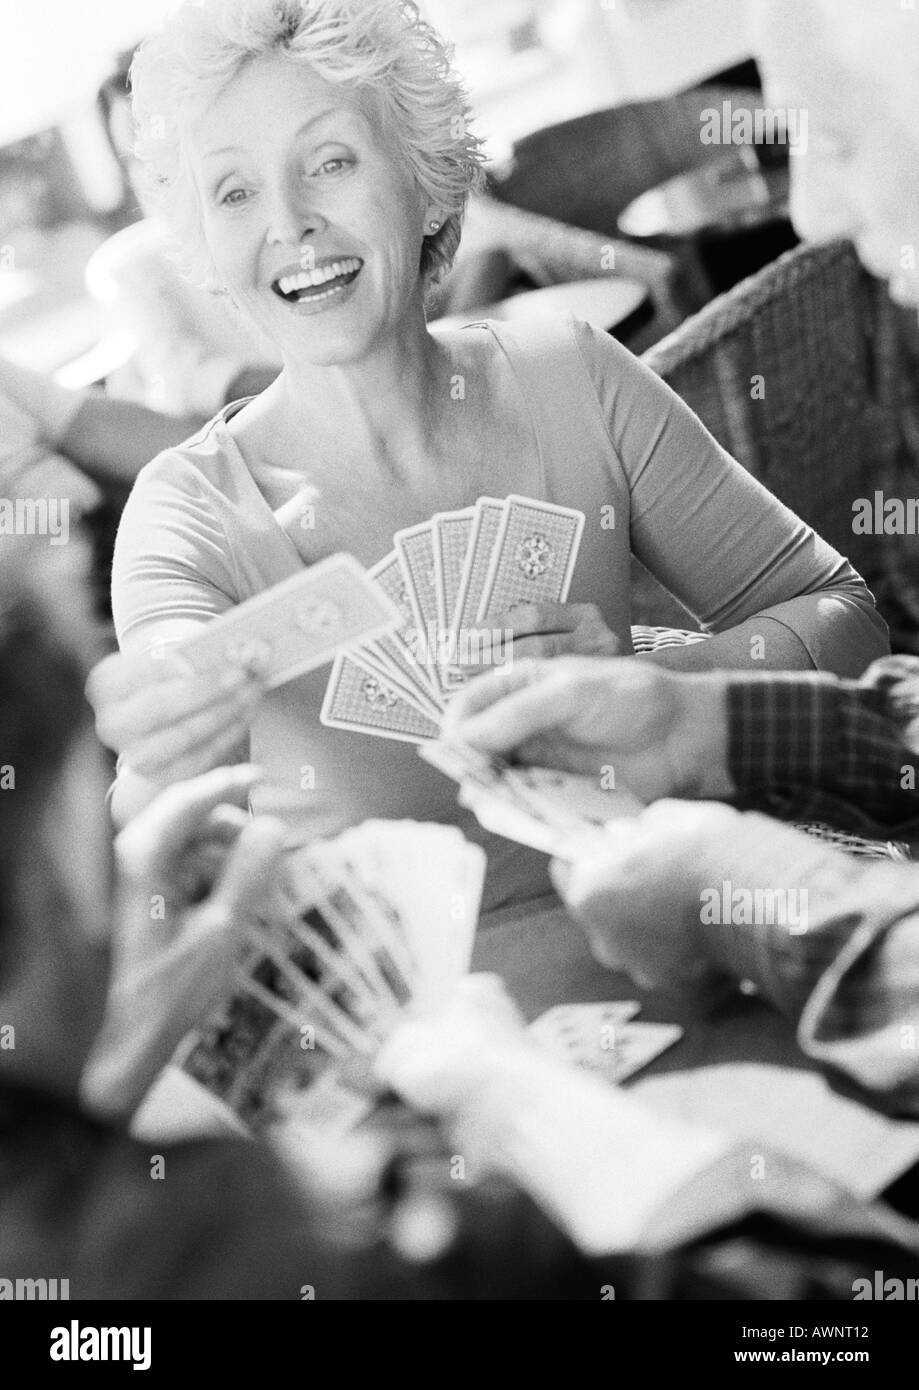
[207,317,546,524]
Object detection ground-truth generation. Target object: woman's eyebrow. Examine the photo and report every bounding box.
[200,109,347,164]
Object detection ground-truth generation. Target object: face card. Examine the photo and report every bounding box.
[177,954,344,1130]
[449,497,506,656]
[177,552,400,689]
[475,497,585,624]
[322,651,441,743]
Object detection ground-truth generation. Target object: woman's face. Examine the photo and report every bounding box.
[188,51,435,365]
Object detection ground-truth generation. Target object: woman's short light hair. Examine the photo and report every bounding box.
[130,0,487,295]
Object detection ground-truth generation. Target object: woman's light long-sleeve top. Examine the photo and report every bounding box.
[112,318,889,912]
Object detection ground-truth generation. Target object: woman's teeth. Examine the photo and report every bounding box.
[274,258,362,302]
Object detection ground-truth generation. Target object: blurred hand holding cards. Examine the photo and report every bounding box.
[420,736,644,861]
[321,495,586,742]
[176,821,486,1133]
[177,552,401,688]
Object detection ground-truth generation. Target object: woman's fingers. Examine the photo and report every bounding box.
[90,657,262,755]
[120,681,261,776]
[495,601,582,635]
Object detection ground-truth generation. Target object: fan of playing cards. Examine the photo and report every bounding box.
[321,495,585,742]
[176,820,486,1131]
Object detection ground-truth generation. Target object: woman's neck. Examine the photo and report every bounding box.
[260,318,457,482]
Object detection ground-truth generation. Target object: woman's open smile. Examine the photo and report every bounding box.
[270,255,365,313]
[191,53,435,363]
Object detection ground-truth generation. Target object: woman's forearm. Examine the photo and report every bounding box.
[638,615,816,672]
[640,593,889,677]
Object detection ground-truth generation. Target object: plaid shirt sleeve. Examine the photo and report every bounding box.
[694,812,919,1116]
[725,656,919,833]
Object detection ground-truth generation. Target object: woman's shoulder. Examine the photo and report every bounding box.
[130,406,251,500]
[482,314,647,390]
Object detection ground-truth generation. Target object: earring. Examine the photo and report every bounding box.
[428,219,442,233]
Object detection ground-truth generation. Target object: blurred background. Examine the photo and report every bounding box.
[0,0,777,391]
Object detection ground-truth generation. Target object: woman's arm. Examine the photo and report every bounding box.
[90,457,261,825]
[572,322,889,676]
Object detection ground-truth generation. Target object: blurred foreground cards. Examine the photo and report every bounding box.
[177,821,485,1131]
[322,495,586,742]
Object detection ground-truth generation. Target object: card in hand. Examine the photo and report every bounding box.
[476,496,585,623]
[431,507,474,680]
[350,636,443,720]
[179,819,487,1130]
[449,497,506,654]
[366,551,443,708]
[394,521,443,690]
[432,508,475,636]
[177,552,400,690]
[420,737,643,859]
[322,650,441,743]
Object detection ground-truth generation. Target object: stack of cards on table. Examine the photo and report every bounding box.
[177,821,486,1131]
[321,495,585,743]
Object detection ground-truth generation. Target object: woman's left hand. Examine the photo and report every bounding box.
[463,602,620,673]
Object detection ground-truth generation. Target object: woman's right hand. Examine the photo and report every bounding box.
[86,644,266,786]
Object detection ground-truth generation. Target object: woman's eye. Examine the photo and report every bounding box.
[220,188,250,207]
[314,158,351,176]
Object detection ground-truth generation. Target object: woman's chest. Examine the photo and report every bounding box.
[251,428,545,569]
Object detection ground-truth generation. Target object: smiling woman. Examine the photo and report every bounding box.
[91,0,889,915]
[130,0,484,297]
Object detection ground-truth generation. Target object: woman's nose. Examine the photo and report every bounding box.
[265,185,327,247]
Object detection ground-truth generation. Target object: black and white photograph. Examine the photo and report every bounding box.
[1,0,918,1352]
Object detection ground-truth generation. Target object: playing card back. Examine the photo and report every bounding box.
[433,508,475,635]
[450,497,505,650]
[177,552,399,690]
[476,497,585,623]
[322,651,441,743]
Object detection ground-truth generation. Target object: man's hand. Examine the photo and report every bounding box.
[551,800,744,993]
[83,765,285,1117]
[445,655,734,803]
